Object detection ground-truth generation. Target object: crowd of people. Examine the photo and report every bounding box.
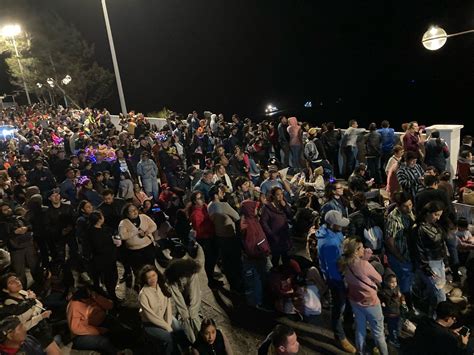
[0,104,473,355]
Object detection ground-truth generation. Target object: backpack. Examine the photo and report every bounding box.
[363,225,383,251]
[304,140,319,162]
[241,218,271,258]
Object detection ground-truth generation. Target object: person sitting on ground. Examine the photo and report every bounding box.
[0,316,45,355]
[410,301,473,355]
[67,287,126,355]
[258,324,300,355]
[1,273,60,355]
[191,318,234,355]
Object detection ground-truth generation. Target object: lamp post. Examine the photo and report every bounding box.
[61,75,72,107]
[46,78,56,105]
[1,24,31,105]
[101,0,127,115]
[422,25,474,50]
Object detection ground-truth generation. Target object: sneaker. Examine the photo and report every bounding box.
[339,338,356,354]
[403,319,417,333]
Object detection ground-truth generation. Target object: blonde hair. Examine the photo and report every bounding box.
[338,238,363,273]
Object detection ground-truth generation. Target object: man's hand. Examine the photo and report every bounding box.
[14,226,28,235]
[41,310,52,319]
[27,290,37,299]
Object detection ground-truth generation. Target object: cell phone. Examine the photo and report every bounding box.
[151,207,161,212]
[460,326,470,337]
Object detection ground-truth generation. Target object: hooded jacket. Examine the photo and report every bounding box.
[287,117,302,146]
[316,224,344,282]
[240,200,269,258]
[260,202,292,253]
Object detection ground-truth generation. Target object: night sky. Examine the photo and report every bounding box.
[1,0,474,132]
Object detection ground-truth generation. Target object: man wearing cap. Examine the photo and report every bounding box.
[0,316,45,354]
[136,151,159,200]
[260,166,292,197]
[317,210,356,353]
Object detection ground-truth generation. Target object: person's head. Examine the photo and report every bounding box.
[139,264,159,288]
[457,217,469,231]
[88,210,104,228]
[190,191,205,207]
[325,182,344,199]
[0,317,26,347]
[341,238,364,262]
[430,130,440,139]
[268,165,279,179]
[435,301,459,327]
[269,186,284,203]
[407,121,419,133]
[352,192,367,211]
[425,166,438,176]
[424,174,439,188]
[381,120,390,128]
[439,171,451,182]
[140,151,150,160]
[95,172,104,182]
[16,173,27,185]
[202,170,214,184]
[0,273,22,294]
[271,325,299,355]
[462,135,472,146]
[209,184,226,202]
[460,150,473,161]
[0,203,13,217]
[216,145,225,156]
[280,115,288,125]
[123,203,139,220]
[355,163,367,176]
[349,119,358,128]
[47,188,61,206]
[368,122,377,131]
[78,200,93,215]
[65,168,75,180]
[34,158,43,170]
[199,318,218,345]
[214,164,226,177]
[393,192,413,215]
[393,145,404,158]
[419,200,444,224]
[324,210,350,232]
[405,151,418,167]
[385,274,398,290]
[235,176,250,192]
[102,189,115,205]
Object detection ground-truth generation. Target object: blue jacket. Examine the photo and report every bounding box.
[317,224,344,281]
[377,127,395,154]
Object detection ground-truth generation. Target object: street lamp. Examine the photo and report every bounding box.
[265,104,278,114]
[0,24,31,105]
[422,25,474,50]
[101,0,127,115]
[61,75,72,106]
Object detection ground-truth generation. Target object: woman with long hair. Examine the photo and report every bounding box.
[413,201,447,317]
[339,238,387,355]
[138,264,188,355]
[191,318,234,355]
[118,203,157,285]
[87,211,119,300]
[260,186,293,267]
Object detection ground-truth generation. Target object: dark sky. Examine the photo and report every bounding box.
[2,0,474,131]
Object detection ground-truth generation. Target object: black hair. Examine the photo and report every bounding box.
[461,150,472,159]
[381,120,390,128]
[70,287,91,301]
[121,202,137,219]
[349,119,357,127]
[88,211,103,227]
[424,174,439,187]
[78,200,92,214]
[439,171,451,181]
[271,324,295,348]
[405,151,418,161]
[101,189,114,197]
[368,122,377,131]
[0,273,16,292]
[190,190,203,205]
[417,200,445,224]
[431,130,440,139]
[393,191,412,206]
[138,264,171,297]
[199,318,217,334]
[352,192,367,210]
[164,259,201,284]
[457,217,469,229]
[436,301,459,320]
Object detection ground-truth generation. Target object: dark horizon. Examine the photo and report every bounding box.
[1,0,474,132]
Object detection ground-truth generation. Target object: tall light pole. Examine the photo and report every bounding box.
[101,0,127,115]
[1,24,31,105]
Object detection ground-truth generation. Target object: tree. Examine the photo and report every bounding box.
[0,3,113,108]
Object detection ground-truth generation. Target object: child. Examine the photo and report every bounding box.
[456,217,474,266]
[118,172,134,201]
[378,273,405,348]
[192,318,233,355]
[132,183,150,207]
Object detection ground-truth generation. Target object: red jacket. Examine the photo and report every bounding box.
[190,204,215,239]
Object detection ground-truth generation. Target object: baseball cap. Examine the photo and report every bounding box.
[324,210,350,227]
[0,316,20,343]
[268,165,278,173]
[47,188,61,199]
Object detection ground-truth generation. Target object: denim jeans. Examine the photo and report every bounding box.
[386,316,400,342]
[242,257,271,306]
[142,177,159,200]
[144,318,187,355]
[350,302,388,355]
[387,254,414,294]
[418,259,446,316]
[289,145,302,170]
[328,279,348,341]
[72,334,118,355]
[197,238,219,285]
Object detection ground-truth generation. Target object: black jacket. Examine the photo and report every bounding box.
[414,221,447,275]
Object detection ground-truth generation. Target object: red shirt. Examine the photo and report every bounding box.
[190,204,215,239]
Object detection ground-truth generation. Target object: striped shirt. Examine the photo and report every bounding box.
[396,163,424,199]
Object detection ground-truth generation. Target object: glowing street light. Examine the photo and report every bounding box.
[36,83,42,88]
[46,78,55,88]
[265,104,278,114]
[422,25,474,51]
[0,24,31,105]
[62,75,72,85]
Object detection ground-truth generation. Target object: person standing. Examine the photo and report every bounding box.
[287,117,302,171]
[339,238,388,355]
[136,151,159,201]
[341,120,365,179]
[377,120,396,180]
[277,116,290,167]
